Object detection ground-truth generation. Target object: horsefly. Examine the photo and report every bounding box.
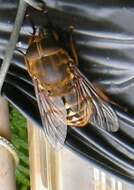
[24,26,119,150]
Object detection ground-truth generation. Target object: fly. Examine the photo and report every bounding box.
[24,26,119,150]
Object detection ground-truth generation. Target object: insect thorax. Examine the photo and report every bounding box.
[27,46,74,96]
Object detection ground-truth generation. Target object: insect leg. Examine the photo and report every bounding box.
[23,12,38,46]
[69,26,79,65]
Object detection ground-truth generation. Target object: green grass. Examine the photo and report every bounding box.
[10,105,30,190]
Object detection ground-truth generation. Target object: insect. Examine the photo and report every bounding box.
[24,26,119,150]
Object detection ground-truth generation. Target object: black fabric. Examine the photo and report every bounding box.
[0,0,134,183]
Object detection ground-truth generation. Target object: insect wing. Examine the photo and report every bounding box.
[33,79,67,150]
[73,67,119,132]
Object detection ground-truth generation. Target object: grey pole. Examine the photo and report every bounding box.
[0,0,44,94]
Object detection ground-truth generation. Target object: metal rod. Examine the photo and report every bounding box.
[0,0,27,94]
[0,0,44,94]
[24,0,44,11]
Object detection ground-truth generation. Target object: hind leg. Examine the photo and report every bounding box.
[68,26,79,65]
[24,13,37,44]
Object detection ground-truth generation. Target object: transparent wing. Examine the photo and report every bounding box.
[73,66,119,132]
[70,72,93,127]
[33,79,67,150]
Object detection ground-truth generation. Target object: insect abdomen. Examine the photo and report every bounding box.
[64,91,93,127]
